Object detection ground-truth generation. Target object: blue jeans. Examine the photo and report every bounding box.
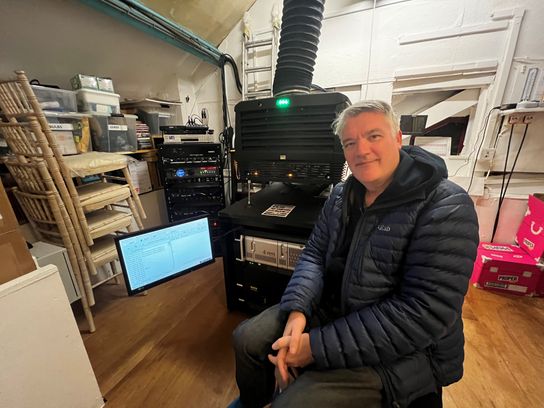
[232,304,383,408]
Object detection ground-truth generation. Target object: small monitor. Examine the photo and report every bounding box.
[115,215,215,295]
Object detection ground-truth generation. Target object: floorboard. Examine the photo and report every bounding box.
[77,259,544,407]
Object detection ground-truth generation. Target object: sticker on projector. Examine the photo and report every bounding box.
[262,204,296,218]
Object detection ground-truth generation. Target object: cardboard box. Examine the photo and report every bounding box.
[0,179,18,235]
[472,242,543,296]
[0,230,36,285]
[0,179,37,285]
[516,194,544,263]
[538,272,544,296]
[128,161,152,194]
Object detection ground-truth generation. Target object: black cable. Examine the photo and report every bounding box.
[117,0,220,63]
[502,124,529,201]
[212,226,242,242]
[466,106,500,193]
[491,123,529,240]
[310,83,328,92]
[491,124,514,240]
[223,54,243,94]
[498,124,515,208]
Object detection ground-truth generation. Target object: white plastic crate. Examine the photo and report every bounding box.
[76,89,120,114]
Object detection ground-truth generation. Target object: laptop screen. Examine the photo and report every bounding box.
[115,215,215,295]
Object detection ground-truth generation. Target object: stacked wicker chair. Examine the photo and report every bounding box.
[5,159,96,331]
[0,70,147,332]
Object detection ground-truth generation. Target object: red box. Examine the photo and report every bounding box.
[516,194,544,263]
[472,243,543,296]
[538,273,544,296]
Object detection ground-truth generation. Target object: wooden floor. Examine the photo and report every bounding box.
[77,260,544,408]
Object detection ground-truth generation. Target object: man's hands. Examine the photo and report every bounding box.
[267,311,314,390]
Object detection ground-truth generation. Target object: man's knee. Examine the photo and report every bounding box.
[232,319,251,355]
[232,304,286,356]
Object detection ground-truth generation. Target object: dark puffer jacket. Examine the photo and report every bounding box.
[280,146,479,407]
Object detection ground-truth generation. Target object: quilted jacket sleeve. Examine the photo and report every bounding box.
[309,185,479,369]
[279,184,343,317]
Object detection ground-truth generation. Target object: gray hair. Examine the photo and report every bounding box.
[332,100,400,139]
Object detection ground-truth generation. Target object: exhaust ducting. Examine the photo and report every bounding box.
[272,0,326,96]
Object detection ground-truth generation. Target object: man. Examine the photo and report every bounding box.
[231,100,479,407]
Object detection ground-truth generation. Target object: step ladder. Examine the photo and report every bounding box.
[242,27,279,100]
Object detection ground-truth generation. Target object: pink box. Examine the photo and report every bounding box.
[538,274,544,296]
[516,194,544,263]
[472,243,543,296]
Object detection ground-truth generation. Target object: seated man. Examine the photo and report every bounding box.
[231,100,479,408]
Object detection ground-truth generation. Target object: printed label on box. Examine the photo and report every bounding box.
[507,284,528,293]
[49,123,74,131]
[523,237,535,250]
[108,125,128,131]
[498,275,518,282]
[482,244,514,252]
[484,282,528,293]
[485,281,507,289]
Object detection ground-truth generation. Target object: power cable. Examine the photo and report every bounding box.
[464,106,500,192]
[491,123,529,240]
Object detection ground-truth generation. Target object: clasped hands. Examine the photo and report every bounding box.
[267,311,314,391]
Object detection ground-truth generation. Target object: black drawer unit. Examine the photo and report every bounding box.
[220,182,325,313]
[158,143,225,251]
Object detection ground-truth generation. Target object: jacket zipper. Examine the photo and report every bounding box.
[340,208,372,314]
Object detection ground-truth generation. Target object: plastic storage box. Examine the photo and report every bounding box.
[76,89,120,114]
[31,85,77,113]
[137,110,173,134]
[89,114,137,152]
[70,74,98,91]
[46,112,91,155]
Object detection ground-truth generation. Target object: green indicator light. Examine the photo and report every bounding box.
[276,98,291,108]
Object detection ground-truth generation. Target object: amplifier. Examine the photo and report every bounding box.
[162,166,221,184]
[239,235,305,271]
[158,143,225,250]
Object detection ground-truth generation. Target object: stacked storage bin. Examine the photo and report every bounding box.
[71,74,137,153]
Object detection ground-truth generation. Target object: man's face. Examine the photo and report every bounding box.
[341,112,402,190]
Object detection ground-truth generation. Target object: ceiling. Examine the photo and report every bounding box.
[0,0,255,100]
[140,0,256,45]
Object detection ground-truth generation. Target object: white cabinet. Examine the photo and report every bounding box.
[30,241,80,303]
[0,264,104,408]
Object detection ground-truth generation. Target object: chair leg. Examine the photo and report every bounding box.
[110,261,122,284]
[121,167,147,220]
[49,197,96,331]
[127,196,144,230]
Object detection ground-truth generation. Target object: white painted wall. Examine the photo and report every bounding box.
[190,0,544,186]
[0,0,206,123]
